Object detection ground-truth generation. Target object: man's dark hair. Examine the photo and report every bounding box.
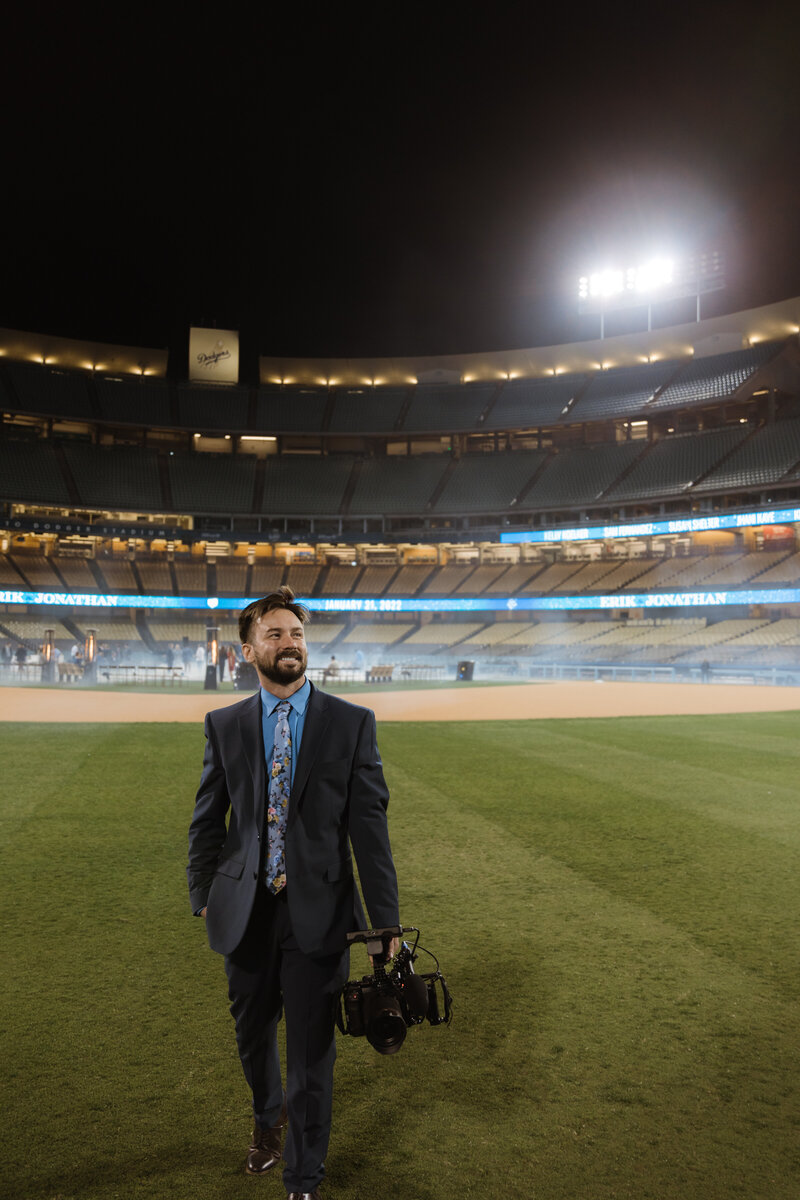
[238,586,310,644]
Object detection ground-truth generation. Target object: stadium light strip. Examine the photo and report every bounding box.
[499,505,800,545]
[4,588,800,613]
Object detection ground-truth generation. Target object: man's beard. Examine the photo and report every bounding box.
[254,649,307,685]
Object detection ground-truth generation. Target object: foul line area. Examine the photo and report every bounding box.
[0,681,799,723]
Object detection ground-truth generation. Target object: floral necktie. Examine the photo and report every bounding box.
[265,699,291,893]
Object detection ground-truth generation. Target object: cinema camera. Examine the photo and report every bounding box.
[337,925,452,1055]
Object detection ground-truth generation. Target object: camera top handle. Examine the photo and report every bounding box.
[347,925,419,966]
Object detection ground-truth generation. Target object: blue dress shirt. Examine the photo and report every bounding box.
[260,678,311,785]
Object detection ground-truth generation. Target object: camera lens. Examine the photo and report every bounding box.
[364,994,407,1055]
[368,1007,407,1055]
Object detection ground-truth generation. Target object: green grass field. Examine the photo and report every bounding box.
[2,712,799,1200]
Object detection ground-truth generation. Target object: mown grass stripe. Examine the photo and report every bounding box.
[1,715,798,1200]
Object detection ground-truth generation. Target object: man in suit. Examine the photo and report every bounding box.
[187,587,400,1200]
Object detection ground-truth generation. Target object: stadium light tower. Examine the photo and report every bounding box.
[578,251,725,337]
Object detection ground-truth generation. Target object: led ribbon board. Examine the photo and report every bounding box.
[500,505,800,545]
[4,589,800,612]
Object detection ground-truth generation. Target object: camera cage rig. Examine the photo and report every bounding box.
[337,925,453,1047]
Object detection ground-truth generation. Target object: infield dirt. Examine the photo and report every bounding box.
[1,680,799,722]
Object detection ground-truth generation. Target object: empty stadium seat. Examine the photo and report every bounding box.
[349,457,447,515]
[63,443,162,510]
[403,383,493,433]
[693,418,800,492]
[0,441,71,505]
[327,387,408,433]
[170,452,257,514]
[569,360,680,422]
[484,374,585,430]
[433,452,544,512]
[261,457,352,515]
[647,344,776,411]
[605,427,748,500]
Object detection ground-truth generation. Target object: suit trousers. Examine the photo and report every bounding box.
[224,882,349,1193]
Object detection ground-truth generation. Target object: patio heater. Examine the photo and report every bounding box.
[84,628,97,683]
[204,625,219,690]
[42,628,55,683]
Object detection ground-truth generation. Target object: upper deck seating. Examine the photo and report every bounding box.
[693,417,800,492]
[525,441,643,508]
[328,388,407,433]
[63,443,162,510]
[256,386,327,433]
[484,374,585,430]
[403,383,493,433]
[4,362,93,420]
[177,384,250,433]
[95,376,172,427]
[647,343,777,411]
[0,440,71,505]
[570,360,680,422]
[170,451,257,514]
[349,457,447,515]
[261,456,352,515]
[434,451,545,512]
[605,426,748,500]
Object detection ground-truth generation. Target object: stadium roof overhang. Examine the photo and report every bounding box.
[1,295,799,384]
[259,296,800,387]
[0,329,168,377]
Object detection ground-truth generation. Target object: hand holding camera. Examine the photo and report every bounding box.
[337,926,452,1056]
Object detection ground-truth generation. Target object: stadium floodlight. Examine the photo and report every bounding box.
[578,257,674,304]
[582,269,625,299]
[578,251,723,335]
[633,257,674,293]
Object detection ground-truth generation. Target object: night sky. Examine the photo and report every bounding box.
[4,3,800,365]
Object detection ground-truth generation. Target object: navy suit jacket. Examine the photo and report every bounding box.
[187,683,400,957]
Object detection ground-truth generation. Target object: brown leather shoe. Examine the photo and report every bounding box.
[244,1103,287,1175]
